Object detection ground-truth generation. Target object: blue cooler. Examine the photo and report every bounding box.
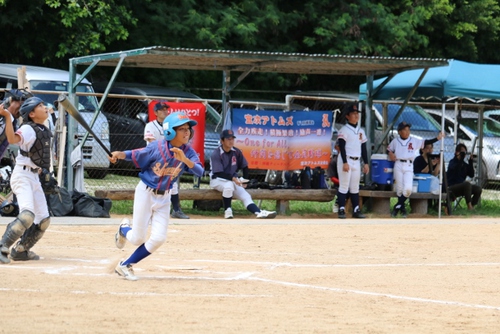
[414,174,432,193]
[371,154,394,190]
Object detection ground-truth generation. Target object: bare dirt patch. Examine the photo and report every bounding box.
[0,218,499,333]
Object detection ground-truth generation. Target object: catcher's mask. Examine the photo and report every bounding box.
[0,199,19,217]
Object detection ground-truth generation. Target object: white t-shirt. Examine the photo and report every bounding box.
[144,120,163,143]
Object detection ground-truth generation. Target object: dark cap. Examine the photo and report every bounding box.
[345,104,359,114]
[397,121,411,131]
[220,129,236,139]
[154,102,170,112]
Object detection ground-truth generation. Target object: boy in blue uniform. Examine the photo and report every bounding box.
[109,112,204,280]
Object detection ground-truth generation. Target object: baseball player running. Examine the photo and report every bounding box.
[336,104,369,219]
[145,101,189,219]
[388,121,444,217]
[0,97,53,263]
[109,112,204,281]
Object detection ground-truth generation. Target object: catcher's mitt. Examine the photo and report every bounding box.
[40,168,59,194]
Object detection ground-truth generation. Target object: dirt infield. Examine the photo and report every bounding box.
[0,216,499,333]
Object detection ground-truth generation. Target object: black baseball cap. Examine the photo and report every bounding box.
[397,121,411,131]
[220,129,236,139]
[154,102,170,111]
[345,104,359,114]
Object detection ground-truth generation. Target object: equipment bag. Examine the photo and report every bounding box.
[71,190,112,218]
[47,187,74,216]
[311,167,328,189]
[300,166,312,189]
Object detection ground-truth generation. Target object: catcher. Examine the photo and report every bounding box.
[0,96,54,263]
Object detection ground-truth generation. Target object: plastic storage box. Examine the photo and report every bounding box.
[414,173,431,193]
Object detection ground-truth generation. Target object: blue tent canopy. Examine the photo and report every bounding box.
[359,59,500,101]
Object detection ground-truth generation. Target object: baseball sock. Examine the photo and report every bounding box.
[171,194,180,211]
[246,203,260,214]
[351,194,360,212]
[122,243,151,266]
[223,197,232,209]
[337,192,347,209]
[395,195,407,209]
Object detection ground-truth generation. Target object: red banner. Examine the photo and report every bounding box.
[148,101,206,163]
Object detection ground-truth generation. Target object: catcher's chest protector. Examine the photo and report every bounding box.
[20,123,52,170]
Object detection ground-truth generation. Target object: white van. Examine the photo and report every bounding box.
[0,64,110,179]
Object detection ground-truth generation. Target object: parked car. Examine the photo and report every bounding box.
[92,82,222,172]
[0,64,110,179]
[288,94,455,158]
[424,109,500,185]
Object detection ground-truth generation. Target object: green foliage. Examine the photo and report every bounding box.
[2,0,500,91]
[0,0,137,66]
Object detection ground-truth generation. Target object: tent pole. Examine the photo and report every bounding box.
[438,100,446,218]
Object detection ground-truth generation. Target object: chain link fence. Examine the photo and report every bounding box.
[3,88,499,201]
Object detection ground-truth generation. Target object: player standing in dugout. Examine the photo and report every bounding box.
[335,104,369,219]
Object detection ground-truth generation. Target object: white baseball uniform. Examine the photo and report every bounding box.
[336,123,367,194]
[12,125,50,225]
[387,136,425,197]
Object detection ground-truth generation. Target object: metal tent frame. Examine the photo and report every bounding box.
[64,46,448,189]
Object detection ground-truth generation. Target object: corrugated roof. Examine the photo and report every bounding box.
[70,46,449,76]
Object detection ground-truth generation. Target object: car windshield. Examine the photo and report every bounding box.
[385,104,441,131]
[460,118,499,137]
[31,80,99,111]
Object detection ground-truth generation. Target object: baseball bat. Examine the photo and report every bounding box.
[57,94,112,157]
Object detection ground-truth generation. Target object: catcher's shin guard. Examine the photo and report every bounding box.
[0,210,34,263]
[14,216,50,253]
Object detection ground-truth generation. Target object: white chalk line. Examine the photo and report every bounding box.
[2,259,499,311]
[250,276,500,311]
[180,259,500,269]
[0,287,272,298]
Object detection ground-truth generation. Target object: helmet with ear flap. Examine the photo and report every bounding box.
[163,112,197,141]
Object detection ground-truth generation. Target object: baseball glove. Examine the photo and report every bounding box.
[40,168,59,195]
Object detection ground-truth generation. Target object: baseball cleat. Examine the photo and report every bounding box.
[256,210,277,219]
[353,211,366,219]
[115,218,130,249]
[10,249,40,261]
[400,208,408,218]
[224,208,233,219]
[391,207,400,218]
[171,210,190,219]
[115,261,138,281]
[338,208,346,219]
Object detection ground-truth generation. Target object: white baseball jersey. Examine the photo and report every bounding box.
[337,123,367,158]
[12,123,51,224]
[387,136,425,161]
[144,120,163,143]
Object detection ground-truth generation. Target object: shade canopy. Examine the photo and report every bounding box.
[359,59,500,101]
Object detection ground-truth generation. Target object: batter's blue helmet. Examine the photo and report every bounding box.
[163,112,197,141]
[20,97,44,120]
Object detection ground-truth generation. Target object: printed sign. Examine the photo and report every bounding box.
[232,108,332,170]
[149,101,206,163]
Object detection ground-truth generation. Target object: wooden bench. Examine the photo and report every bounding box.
[95,188,338,215]
[358,190,447,215]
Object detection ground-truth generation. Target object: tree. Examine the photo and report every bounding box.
[0,0,137,68]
